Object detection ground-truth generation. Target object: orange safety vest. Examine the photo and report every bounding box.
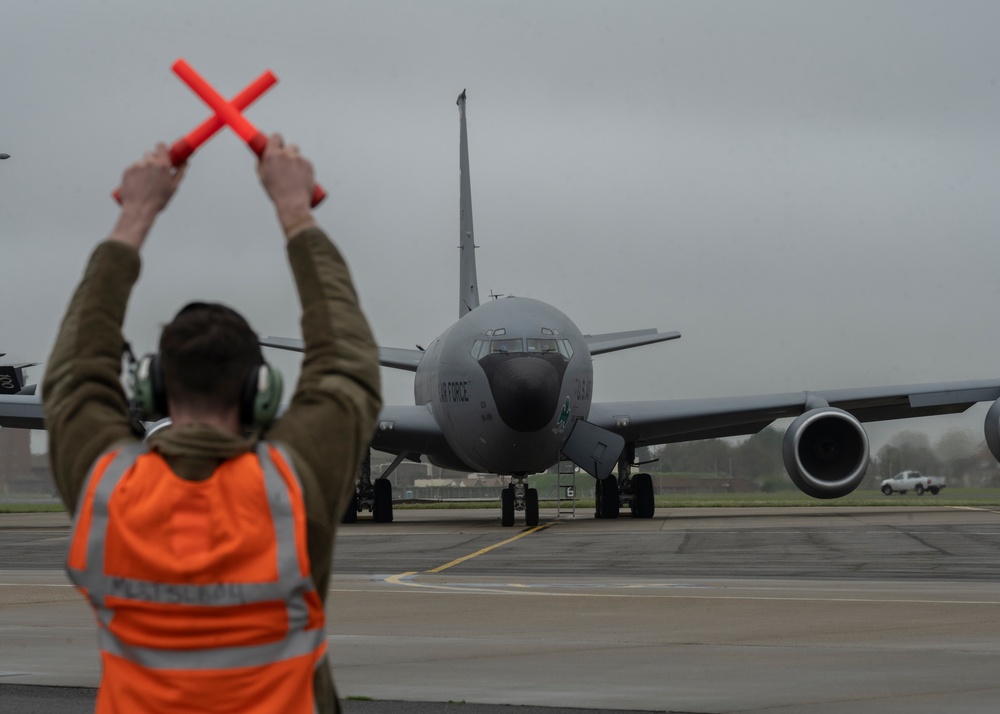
[66,441,327,714]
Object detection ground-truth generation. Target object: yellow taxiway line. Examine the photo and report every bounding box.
[383,522,555,589]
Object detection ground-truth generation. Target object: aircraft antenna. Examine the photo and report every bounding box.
[457,89,481,318]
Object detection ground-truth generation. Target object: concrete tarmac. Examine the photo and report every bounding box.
[4,506,1000,712]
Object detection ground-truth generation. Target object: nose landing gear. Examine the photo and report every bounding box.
[501,475,539,527]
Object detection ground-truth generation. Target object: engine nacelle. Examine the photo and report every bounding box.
[983,399,1000,464]
[781,408,869,499]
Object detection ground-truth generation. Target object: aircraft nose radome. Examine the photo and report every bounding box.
[489,357,562,432]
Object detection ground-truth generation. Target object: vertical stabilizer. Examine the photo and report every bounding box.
[457,90,480,318]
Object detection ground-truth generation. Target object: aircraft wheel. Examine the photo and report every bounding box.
[501,486,515,527]
[341,491,358,524]
[525,488,539,527]
[373,479,393,523]
[598,477,619,519]
[632,473,654,519]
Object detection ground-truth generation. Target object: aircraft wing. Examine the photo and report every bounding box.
[0,394,45,429]
[585,329,681,356]
[587,378,1000,447]
[260,336,424,372]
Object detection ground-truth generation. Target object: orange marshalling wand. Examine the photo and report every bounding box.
[114,60,326,207]
[113,70,277,203]
[172,59,326,207]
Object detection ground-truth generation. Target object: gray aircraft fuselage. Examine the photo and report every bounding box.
[415,296,593,475]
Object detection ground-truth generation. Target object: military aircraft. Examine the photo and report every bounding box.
[260,90,1000,527]
[6,92,1000,527]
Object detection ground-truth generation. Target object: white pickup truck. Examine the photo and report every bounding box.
[880,470,946,496]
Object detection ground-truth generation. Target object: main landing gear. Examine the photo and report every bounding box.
[595,446,655,520]
[500,475,540,528]
[343,451,396,523]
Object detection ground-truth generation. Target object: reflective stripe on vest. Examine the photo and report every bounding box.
[66,441,326,695]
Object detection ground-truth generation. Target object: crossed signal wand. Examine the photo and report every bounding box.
[114,59,326,207]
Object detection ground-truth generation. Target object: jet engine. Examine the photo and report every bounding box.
[983,399,1000,464]
[781,408,869,499]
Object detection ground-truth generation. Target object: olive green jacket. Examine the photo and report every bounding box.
[42,226,382,713]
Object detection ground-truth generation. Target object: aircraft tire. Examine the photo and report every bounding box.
[372,484,383,522]
[525,488,539,527]
[599,477,620,520]
[373,479,393,523]
[632,473,654,519]
[341,491,358,524]
[501,487,515,527]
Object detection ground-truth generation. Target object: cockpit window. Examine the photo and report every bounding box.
[475,337,573,359]
[470,340,488,359]
[526,338,558,354]
[490,338,524,354]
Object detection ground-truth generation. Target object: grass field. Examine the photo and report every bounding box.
[0,502,67,513]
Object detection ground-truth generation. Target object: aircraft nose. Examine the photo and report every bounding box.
[488,356,562,432]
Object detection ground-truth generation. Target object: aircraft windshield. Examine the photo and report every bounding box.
[471,337,574,360]
[490,338,524,354]
[526,339,557,353]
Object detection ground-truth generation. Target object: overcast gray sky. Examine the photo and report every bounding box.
[3,1,1000,453]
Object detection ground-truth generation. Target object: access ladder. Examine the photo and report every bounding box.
[556,460,576,517]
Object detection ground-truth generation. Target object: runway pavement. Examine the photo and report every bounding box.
[4,505,1000,713]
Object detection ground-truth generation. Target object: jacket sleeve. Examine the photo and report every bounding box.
[266,227,382,523]
[42,241,142,514]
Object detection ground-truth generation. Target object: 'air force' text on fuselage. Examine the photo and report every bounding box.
[415,297,592,476]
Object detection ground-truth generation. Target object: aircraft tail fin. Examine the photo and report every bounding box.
[457,90,480,318]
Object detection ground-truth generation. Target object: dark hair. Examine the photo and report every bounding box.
[158,302,262,414]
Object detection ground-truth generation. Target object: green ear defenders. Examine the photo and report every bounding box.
[131,353,166,423]
[239,362,284,430]
[131,353,283,430]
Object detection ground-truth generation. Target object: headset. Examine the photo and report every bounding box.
[131,353,283,431]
